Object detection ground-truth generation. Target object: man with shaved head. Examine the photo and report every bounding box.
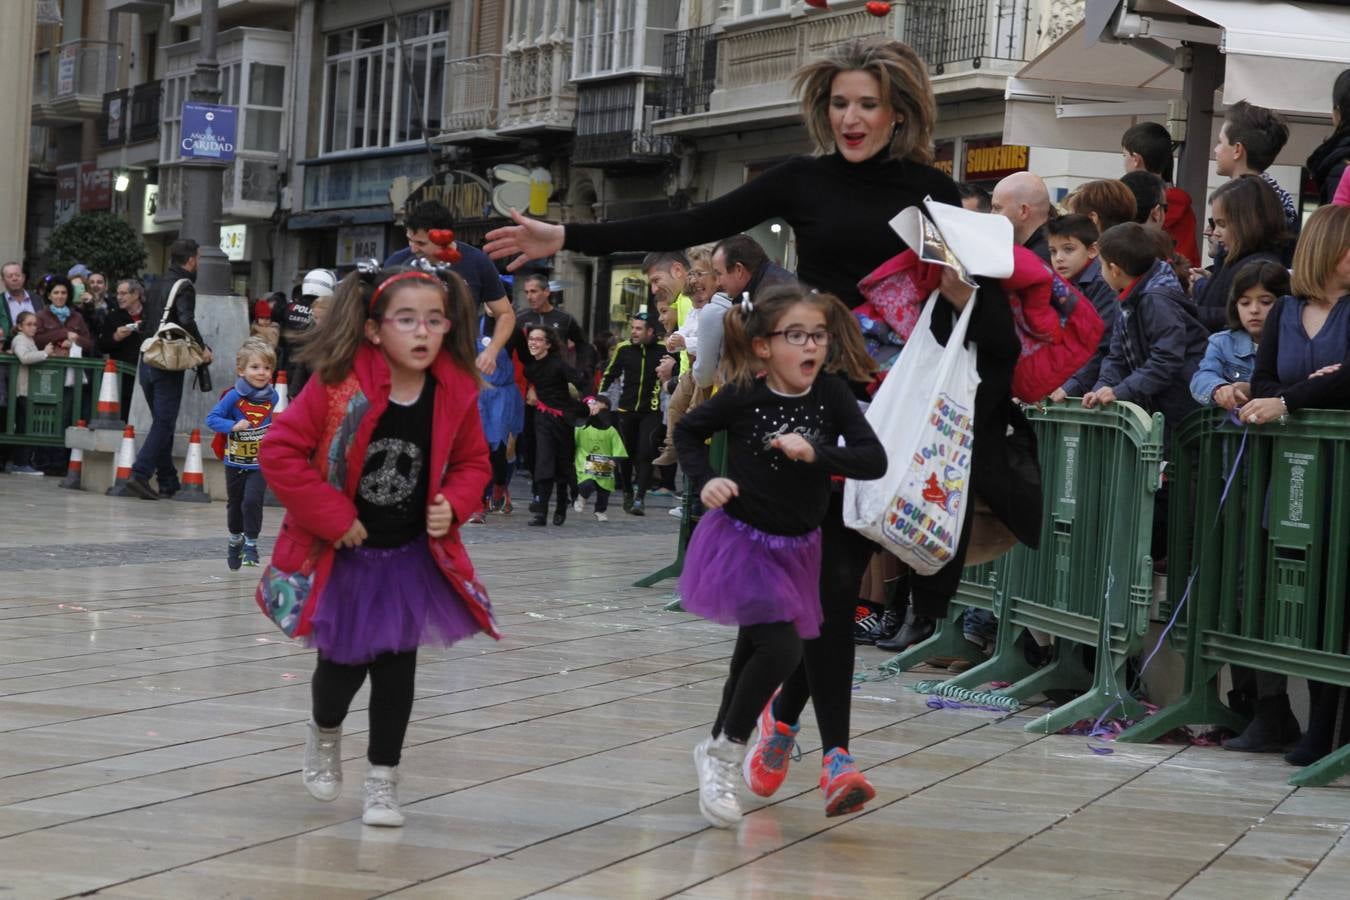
[991,171,1053,263]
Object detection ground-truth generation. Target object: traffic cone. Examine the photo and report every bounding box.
[273,370,289,414]
[105,425,136,496]
[90,358,126,430]
[174,429,211,503]
[60,420,87,490]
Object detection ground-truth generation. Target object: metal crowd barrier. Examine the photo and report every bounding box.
[1119,407,1350,787]
[0,355,135,445]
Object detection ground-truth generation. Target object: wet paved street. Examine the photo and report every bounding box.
[2,474,1349,899]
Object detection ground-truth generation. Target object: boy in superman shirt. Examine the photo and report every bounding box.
[206,337,280,570]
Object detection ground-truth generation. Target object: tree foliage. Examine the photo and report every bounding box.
[45,213,148,281]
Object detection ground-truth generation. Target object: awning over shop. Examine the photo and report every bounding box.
[1003,1,1350,166]
[287,207,395,231]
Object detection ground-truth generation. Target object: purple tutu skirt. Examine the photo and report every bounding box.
[679,508,824,639]
[308,537,483,665]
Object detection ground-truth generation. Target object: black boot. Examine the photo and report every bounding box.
[529,495,548,527]
[1285,682,1342,766]
[553,484,568,526]
[876,613,935,652]
[1223,692,1301,752]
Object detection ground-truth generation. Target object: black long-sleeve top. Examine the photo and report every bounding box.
[521,351,589,418]
[675,373,886,536]
[600,339,671,413]
[565,151,962,309]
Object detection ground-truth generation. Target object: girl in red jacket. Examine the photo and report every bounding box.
[258,264,496,828]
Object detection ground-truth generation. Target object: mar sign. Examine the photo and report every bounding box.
[180,102,238,161]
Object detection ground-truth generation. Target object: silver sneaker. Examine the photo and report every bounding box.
[693,735,744,828]
[573,496,585,513]
[302,720,343,801]
[594,511,609,522]
[362,765,405,827]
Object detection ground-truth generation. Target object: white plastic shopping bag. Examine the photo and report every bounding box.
[64,342,83,387]
[843,287,981,575]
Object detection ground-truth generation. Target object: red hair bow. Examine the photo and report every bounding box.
[428,228,461,265]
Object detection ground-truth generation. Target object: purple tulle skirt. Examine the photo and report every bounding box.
[679,508,824,639]
[307,537,483,665]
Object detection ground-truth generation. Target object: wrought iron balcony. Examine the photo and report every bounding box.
[661,26,717,119]
[99,80,162,148]
[573,79,674,168]
[904,0,1034,76]
[439,54,502,140]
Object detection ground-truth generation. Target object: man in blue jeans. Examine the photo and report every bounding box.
[125,238,213,500]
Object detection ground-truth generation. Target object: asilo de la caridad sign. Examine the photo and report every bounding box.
[180,102,238,162]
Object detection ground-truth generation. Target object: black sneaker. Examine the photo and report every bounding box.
[124,477,159,501]
[629,498,645,516]
[852,602,884,644]
[158,485,180,499]
[242,542,260,568]
[622,490,634,512]
[227,539,244,571]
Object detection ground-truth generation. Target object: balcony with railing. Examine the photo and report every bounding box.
[573,79,675,169]
[99,80,163,150]
[904,0,1034,95]
[33,40,120,125]
[661,26,718,120]
[437,55,502,142]
[171,0,296,25]
[500,40,578,133]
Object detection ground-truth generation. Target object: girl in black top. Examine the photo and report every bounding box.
[487,36,1036,818]
[675,285,886,829]
[522,325,589,526]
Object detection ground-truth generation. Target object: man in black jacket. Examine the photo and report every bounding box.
[711,234,797,302]
[98,279,148,419]
[600,313,671,515]
[125,238,213,500]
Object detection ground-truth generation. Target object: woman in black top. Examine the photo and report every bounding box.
[522,325,588,527]
[1306,69,1350,205]
[487,37,1038,814]
[1194,176,1289,332]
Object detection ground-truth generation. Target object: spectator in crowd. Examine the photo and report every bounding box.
[1120,170,1168,228]
[125,238,213,501]
[277,269,335,390]
[1122,121,1200,266]
[4,312,50,474]
[654,245,718,470]
[958,182,992,213]
[34,276,95,356]
[1190,259,1286,412]
[1215,100,1298,236]
[75,270,111,332]
[991,171,1053,263]
[2,261,43,347]
[1192,175,1288,331]
[1308,70,1350,205]
[642,250,693,330]
[1047,214,1118,400]
[1063,179,1137,234]
[711,234,796,304]
[98,278,148,418]
[386,200,516,375]
[250,298,280,348]
[1240,204,1350,764]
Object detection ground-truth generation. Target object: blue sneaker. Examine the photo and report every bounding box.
[242,541,260,568]
[227,538,244,571]
[743,690,800,797]
[820,748,875,817]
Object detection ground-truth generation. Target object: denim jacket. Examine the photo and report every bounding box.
[1190,329,1257,406]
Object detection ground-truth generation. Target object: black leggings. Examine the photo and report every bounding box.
[578,479,610,512]
[775,493,878,752]
[712,622,803,743]
[489,443,510,487]
[311,650,418,767]
[617,411,662,498]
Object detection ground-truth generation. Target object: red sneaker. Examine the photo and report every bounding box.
[742,692,799,797]
[820,748,875,817]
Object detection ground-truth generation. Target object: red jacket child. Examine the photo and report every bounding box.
[257,341,498,640]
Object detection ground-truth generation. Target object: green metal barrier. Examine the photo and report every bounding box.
[635,432,726,589]
[915,401,1165,733]
[1118,408,1350,787]
[0,355,135,445]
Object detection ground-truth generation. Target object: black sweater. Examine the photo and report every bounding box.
[674,374,886,536]
[521,352,589,418]
[565,151,962,309]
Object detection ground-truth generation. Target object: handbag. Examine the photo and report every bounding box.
[843,285,981,575]
[140,279,205,371]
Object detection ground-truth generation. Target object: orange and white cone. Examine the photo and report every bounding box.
[60,420,87,490]
[105,425,136,496]
[174,428,211,502]
[90,358,125,430]
[273,370,289,414]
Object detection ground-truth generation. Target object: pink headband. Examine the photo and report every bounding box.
[369,271,445,312]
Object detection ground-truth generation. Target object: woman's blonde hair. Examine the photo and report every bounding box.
[792,37,937,165]
[720,285,876,389]
[1291,203,1350,299]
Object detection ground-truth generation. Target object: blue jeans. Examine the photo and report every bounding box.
[132,361,184,489]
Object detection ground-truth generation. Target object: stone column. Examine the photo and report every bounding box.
[0,4,38,263]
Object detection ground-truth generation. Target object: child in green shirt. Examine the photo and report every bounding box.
[572,395,627,522]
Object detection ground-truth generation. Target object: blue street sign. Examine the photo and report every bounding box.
[181,102,238,161]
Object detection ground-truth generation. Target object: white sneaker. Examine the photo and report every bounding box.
[668,506,683,518]
[594,511,609,522]
[302,720,343,801]
[693,735,744,828]
[362,765,405,827]
[573,496,585,513]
